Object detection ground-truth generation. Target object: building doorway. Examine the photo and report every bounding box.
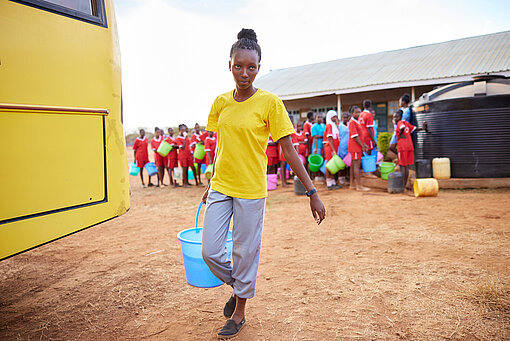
[373,102,388,132]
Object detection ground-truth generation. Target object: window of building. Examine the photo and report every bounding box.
[309,107,337,114]
[13,0,107,27]
[388,100,399,116]
[288,110,300,124]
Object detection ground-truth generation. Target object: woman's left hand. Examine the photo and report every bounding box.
[309,194,325,225]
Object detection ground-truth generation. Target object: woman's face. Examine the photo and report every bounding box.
[229,49,260,90]
[332,115,339,124]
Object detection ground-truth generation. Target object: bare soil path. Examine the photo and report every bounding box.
[1,149,509,340]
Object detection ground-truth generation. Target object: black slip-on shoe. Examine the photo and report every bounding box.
[217,318,245,339]
[223,295,236,318]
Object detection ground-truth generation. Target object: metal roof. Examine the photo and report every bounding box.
[255,31,510,100]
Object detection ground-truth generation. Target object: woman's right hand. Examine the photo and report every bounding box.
[202,186,209,204]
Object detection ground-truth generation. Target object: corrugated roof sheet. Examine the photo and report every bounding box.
[255,31,510,99]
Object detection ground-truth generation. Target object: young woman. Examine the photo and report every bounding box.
[201,28,326,339]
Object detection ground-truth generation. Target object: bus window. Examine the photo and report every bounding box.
[12,0,107,26]
[45,0,93,15]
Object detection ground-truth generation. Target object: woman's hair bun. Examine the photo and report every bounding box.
[237,28,257,42]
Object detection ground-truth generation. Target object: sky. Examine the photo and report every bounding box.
[114,0,510,133]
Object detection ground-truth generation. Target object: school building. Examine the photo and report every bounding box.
[255,31,510,133]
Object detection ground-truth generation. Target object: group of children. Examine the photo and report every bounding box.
[265,95,424,191]
[131,95,424,191]
[132,123,217,188]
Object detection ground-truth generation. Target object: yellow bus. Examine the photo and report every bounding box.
[0,0,129,260]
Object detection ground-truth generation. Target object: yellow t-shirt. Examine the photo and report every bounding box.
[207,89,295,199]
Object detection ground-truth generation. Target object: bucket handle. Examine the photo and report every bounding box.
[363,150,377,158]
[195,201,203,229]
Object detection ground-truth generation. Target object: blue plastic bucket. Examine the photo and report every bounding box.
[361,153,377,172]
[177,228,233,288]
[144,162,158,176]
[320,160,326,174]
[177,202,233,288]
[201,163,207,173]
[129,162,140,176]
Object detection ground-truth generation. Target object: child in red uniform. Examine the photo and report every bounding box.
[204,131,217,184]
[191,123,207,185]
[266,135,278,174]
[132,129,151,188]
[293,121,308,156]
[175,124,195,187]
[165,127,179,187]
[390,109,427,187]
[359,99,377,153]
[204,131,217,166]
[323,110,341,190]
[303,111,314,155]
[278,140,288,187]
[150,127,166,187]
[292,122,309,176]
[348,106,369,191]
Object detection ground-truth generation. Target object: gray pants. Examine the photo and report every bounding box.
[202,190,266,299]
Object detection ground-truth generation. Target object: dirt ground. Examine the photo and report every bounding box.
[1,148,509,340]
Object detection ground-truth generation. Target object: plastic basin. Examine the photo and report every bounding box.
[157,140,172,157]
[343,153,352,167]
[379,162,395,180]
[129,162,140,176]
[361,153,377,172]
[177,227,233,288]
[144,162,158,176]
[307,154,323,172]
[326,155,345,174]
[320,160,326,174]
[205,164,213,179]
[194,144,205,160]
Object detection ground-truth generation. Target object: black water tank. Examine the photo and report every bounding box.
[413,75,510,178]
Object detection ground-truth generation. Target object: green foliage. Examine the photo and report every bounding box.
[377,132,393,157]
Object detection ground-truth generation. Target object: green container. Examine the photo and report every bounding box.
[205,164,213,179]
[157,140,172,157]
[326,155,345,174]
[307,154,324,172]
[194,143,205,160]
[379,162,396,180]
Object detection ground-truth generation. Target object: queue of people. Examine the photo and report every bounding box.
[132,123,216,188]
[264,94,425,191]
[131,94,424,192]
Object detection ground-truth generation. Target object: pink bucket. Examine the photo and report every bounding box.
[298,154,306,164]
[343,153,352,167]
[276,168,290,179]
[267,174,277,190]
[377,151,383,162]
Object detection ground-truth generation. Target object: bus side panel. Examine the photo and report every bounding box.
[0,112,105,222]
[0,0,129,260]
